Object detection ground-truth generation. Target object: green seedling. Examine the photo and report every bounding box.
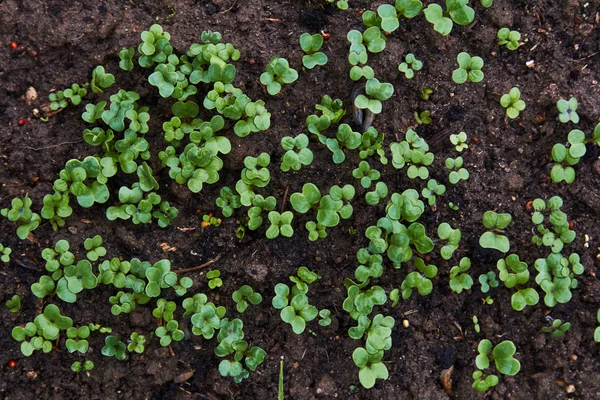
[153,298,177,322]
[84,235,106,262]
[498,254,539,311]
[398,53,422,79]
[414,110,431,125]
[395,0,423,18]
[71,360,94,373]
[500,87,526,119]
[377,4,400,32]
[0,243,11,263]
[216,186,242,217]
[473,315,480,333]
[248,195,277,230]
[49,83,88,110]
[236,153,271,206]
[184,293,226,339]
[326,0,348,10]
[343,283,387,320]
[66,326,90,353]
[35,304,73,341]
[449,257,473,293]
[497,28,521,50]
[556,97,579,124]
[41,191,73,231]
[478,272,499,293]
[359,126,388,164]
[306,221,327,241]
[452,52,484,84]
[90,65,115,94]
[260,57,298,95]
[81,101,107,124]
[102,335,127,360]
[541,317,571,338]
[300,33,328,69]
[420,87,433,100]
[352,347,389,389]
[280,293,318,334]
[207,270,223,289]
[281,133,314,172]
[137,24,173,68]
[325,124,362,164]
[448,202,459,211]
[355,248,383,283]
[365,182,389,206]
[353,78,394,114]
[1,196,41,240]
[266,211,294,238]
[482,296,494,305]
[472,370,499,392]
[437,222,460,260]
[422,179,446,206]
[399,258,437,299]
[232,285,263,313]
[290,183,322,214]
[480,0,493,7]
[450,131,468,152]
[128,332,146,353]
[353,161,380,189]
[318,309,332,327]
[12,322,53,356]
[550,130,586,184]
[109,292,148,315]
[530,197,575,253]
[119,47,134,71]
[445,157,469,184]
[202,214,222,228]
[6,295,21,312]
[476,339,521,376]
[390,130,434,179]
[53,156,112,207]
[424,0,474,36]
[479,211,512,253]
[290,266,320,294]
[156,320,185,346]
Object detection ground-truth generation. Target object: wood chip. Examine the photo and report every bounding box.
[176,227,196,232]
[160,242,177,252]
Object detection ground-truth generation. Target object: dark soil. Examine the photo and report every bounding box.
[1,0,600,399]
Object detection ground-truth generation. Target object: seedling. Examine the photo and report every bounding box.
[156,320,185,346]
[153,298,176,322]
[325,124,362,164]
[281,133,314,172]
[472,370,499,392]
[480,0,493,7]
[299,33,328,69]
[66,326,90,353]
[497,28,521,50]
[84,235,107,262]
[236,153,271,206]
[280,293,318,334]
[359,126,388,164]
[398,53,422,79]
[482,296,494,305]
[343,283,387,320]
[216,186,242,217]
[449,257,473,293]
[306,221,327,241]
[352,347,389,389]
[260,57,298,95]
[119,47,134,71]
[353,161,380,189]
[450,131,468,152]
[318,309,332,327]
[49,83,88,110]
[478,272,499,293]
[0,243,11,263]
[1,196,41,240]
[497,254,539,311]
[390,130,434,179]
[422,179,446,206]
[5,295,21,312]
[530,197,575,253]
[479,211,512,253]
[541,318,571,338]
[248,195,277,230]
[128,332,146,353]
[393,0,423,18]
[399,258,437,299]
[326,0,348,10]
[556,97,579,124]
[476,339,521,376]
[452,52,484,84]
[232,285,263,313]
[595,310,600,342]
[445,157,469,184]
[353,78,394,114]
[71,360,94,373]
[90,65,115,94]
[550,130,586,184]
[437,222,460,260]
[500,87,526,119]
[473,315,480,333]
[184,293,226,339]
[290,266,320,293]
[266,211,294,238]
[202,214,222,228]
[414,110,431,125]
[102,335,127,360]
[420,87,433,100]
[207,270,223,289]
[365,182,389,206]
[424,0,474,36]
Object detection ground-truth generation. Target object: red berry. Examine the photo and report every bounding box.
[7,360,16,368]
[10,42,18,49]
[18,119,25,126]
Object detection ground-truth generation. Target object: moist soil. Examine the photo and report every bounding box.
[1,0,600,399]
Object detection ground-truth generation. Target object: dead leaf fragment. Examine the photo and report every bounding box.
[160,242,177,252]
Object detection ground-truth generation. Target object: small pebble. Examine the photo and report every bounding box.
[402,320,409,328]
[566,384,575,393]
[68,226,78,234]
